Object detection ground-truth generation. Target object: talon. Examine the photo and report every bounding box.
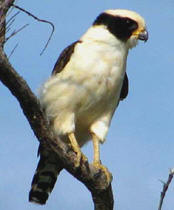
[82,153,88,162]
[91,133,112,183]
[93,162,112,184]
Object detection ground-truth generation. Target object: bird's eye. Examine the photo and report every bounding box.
[126,19,131,24]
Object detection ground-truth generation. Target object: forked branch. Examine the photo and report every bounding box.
[12,4,55,55]
[158,169,174,210]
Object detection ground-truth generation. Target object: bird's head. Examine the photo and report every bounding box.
[93,9,148,48]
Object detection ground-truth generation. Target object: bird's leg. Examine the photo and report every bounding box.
[68,132,87,167]
[68,132,81,167]
[91,133,112,183]
[92,132,100,165]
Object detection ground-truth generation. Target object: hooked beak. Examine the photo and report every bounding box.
[138,30,148,42]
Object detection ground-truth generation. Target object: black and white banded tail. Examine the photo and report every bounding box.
[29,151,63,205]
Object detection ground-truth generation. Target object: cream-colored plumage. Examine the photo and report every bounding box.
[40,26,129,146]
[39,9,148,161]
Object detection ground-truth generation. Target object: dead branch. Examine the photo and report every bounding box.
[5,23,29,42]
[8,42,18,58]
[0,1,114,210]
[12,4,55,55]
[158,169,174,210]
[6,11,20,32]
[0,0,15,46]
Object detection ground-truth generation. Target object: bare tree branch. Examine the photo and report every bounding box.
[12,4,55,55]
[5,23,29,42]
[158,169,174,210]
[8,42,18,58]
[0,1,114,210]
[6,11,20,32]
[0,0,14,18]
[0,0,15,46]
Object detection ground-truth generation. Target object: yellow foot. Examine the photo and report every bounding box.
[93,162,112,184]
[82,153,88,162]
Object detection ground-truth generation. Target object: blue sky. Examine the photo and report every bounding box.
[1,0,174,209]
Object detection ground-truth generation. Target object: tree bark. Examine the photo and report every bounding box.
[0,1,114,210]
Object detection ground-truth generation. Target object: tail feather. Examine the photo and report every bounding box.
[29,151,63,205]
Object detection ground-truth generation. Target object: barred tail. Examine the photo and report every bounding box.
[29,151,63,205]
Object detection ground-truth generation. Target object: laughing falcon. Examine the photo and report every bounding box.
[29,9,148,204]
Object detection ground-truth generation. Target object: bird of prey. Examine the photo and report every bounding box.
[29,9,148,204]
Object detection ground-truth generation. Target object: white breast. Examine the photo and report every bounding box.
[39,26,129,146]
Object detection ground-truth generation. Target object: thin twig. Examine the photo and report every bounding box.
[6,18,14,32]
[5,23,29,42]
[8,10,20,21]
[6,12,20,33]
[8,42,18,59]
[6,11,20,28]
[12,4,55,55]
[158,168,174,210]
